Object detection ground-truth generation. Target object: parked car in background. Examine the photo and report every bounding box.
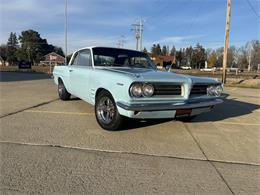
[227,67,243,73]
[53,47,225,130]
[180,66,192,70]
[200,67,216,72]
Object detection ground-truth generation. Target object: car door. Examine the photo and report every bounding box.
[69,49,93,102]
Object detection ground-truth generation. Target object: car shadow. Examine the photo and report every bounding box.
[119,118,173,130]
[68,97,81,101]
[184,98,260,123]
[0,72,51,82]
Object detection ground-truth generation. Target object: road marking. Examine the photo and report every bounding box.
[24,110,94,116]
[215,121,260,126]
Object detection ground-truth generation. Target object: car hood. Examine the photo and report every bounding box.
[99,67,219,84]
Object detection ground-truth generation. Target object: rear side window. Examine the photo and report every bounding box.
[71,50,92,66]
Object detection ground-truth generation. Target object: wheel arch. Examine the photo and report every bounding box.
[58,77,63,84]
[95,88,114,103]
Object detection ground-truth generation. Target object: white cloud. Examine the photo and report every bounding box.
[154,34,207,44]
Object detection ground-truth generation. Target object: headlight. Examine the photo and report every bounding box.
[207,85,223,97]
[130,83,154,97]
[214,85,223,97]
[142,84,154,97]
[130,83,143,97]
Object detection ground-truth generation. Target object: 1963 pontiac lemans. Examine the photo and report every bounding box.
[53,47,224,130]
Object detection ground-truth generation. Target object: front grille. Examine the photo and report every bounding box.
[190,84,208,95]
[153,83,182,96]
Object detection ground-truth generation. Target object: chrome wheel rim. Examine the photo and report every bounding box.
[97,96,115,124]
[58,84,63,94]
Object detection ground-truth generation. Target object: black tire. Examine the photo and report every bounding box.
[58,80,71,100]
[95,90,124,131]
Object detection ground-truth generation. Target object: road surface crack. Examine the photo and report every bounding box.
[0,141,259,167]
[0,98,59,119]
[183,123,235,195]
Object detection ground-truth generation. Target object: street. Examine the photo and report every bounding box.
[1,72,260,194]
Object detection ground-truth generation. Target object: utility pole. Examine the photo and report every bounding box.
[135,20,139,50]
[131,21,139,50]
[222,0,231,83]
[131,18,144,51]
[64,0,68,65]
[139,18,143,51]
[248,43,252,72]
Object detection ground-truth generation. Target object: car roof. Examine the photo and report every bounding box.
[75,46,139,53]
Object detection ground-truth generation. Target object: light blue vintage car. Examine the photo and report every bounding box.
[53,47,224,130]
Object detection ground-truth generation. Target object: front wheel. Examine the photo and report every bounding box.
[58,81,71,100]
[95,90,124,131]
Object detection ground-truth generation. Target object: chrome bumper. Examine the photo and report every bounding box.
[117,99,223,111]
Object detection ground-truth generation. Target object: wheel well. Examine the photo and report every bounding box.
[58,77,63,84]
[95,88,114,102]
[95,88,107,99]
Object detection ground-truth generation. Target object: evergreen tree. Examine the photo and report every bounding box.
[162,45,167,56]
[176,49,183,66]
[170,45,176,56]
[0,44,8,66]
[191,44,206,69]
[17,29,58,64]
[6,32,19,65]
[151,44,157,56]
[54,46,65,56]
[156,44,162,56]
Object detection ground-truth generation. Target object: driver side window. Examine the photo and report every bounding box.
[71,50,92,66]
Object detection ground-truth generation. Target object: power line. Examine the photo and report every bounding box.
[245,0,260,19]
[116,35,126,48]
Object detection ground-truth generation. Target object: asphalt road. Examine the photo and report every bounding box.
[0,72,260,194]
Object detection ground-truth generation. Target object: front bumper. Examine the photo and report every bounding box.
[116,98,223,119]
[117,99,223,112]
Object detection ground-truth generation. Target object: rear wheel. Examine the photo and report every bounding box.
[95,90,124,130]
[58,80,71,100]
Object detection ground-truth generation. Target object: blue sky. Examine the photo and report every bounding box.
[0,0,259,53]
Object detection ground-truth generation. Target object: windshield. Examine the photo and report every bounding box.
[92,47,156,69]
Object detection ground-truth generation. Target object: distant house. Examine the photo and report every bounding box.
[0,57,9,66]
[40,52,65,66]
[150,55,176,68]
